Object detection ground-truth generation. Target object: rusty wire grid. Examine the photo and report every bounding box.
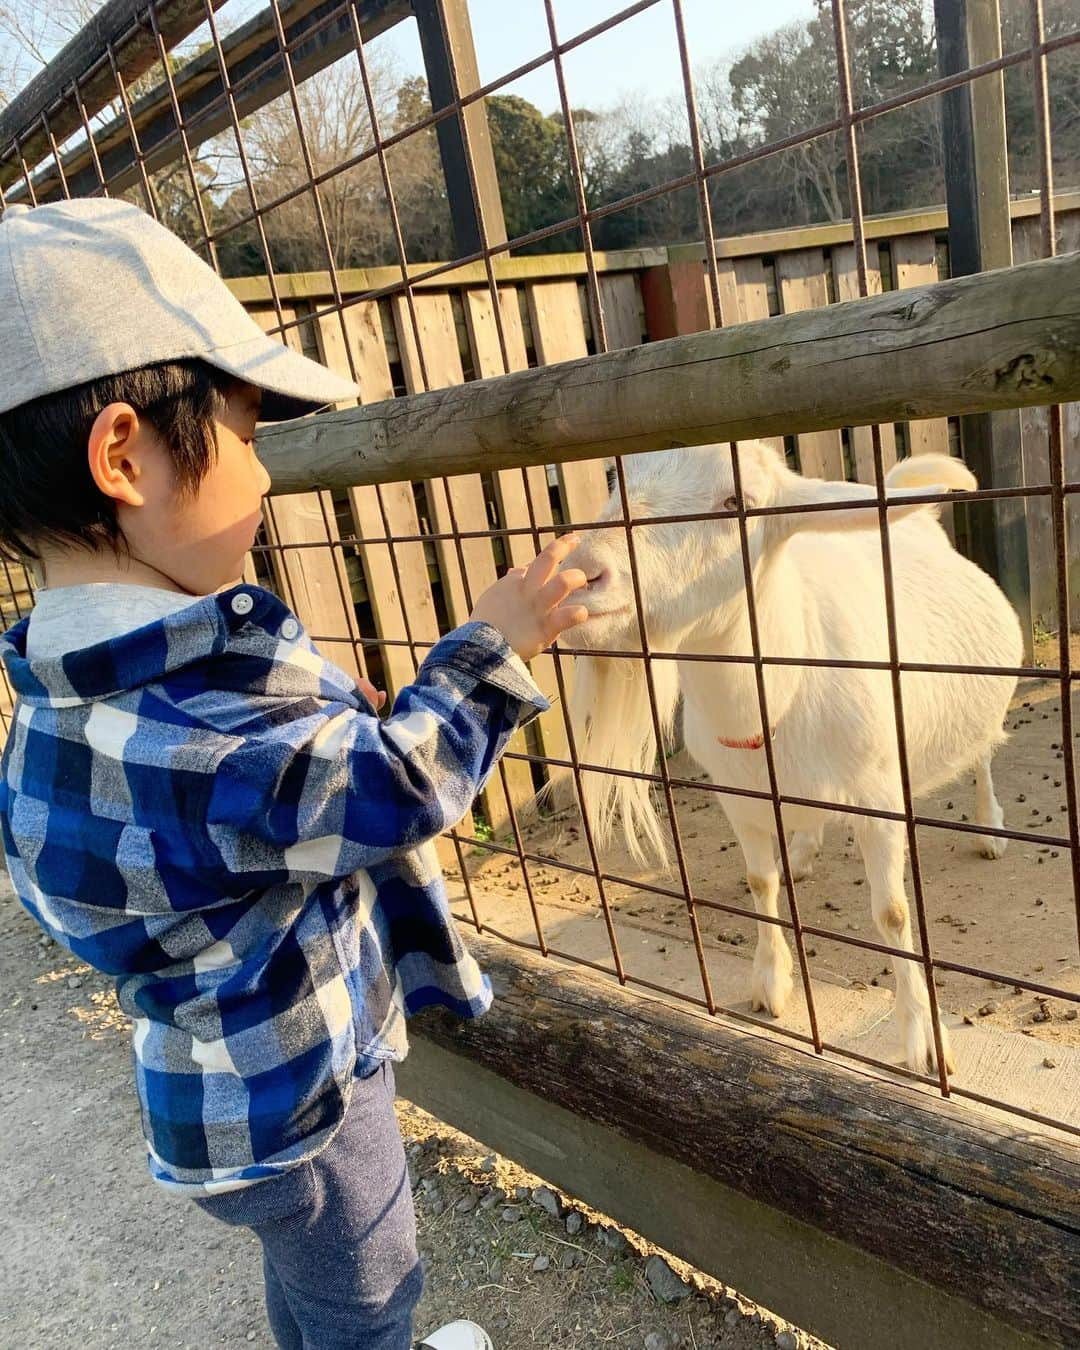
[1,0,1079,1137]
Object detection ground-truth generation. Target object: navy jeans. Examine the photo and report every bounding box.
[196,1063,422,1349]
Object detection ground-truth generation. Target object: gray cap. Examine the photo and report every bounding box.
[0,197,360,420]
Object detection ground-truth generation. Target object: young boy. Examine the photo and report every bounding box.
[0,198,589,1350]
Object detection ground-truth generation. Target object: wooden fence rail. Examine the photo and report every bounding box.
[256,251,1080,486]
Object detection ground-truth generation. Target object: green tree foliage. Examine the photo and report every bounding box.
[487,94,573,246]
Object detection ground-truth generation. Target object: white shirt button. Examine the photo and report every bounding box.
[280,617,300,640]
[230,592,254,616]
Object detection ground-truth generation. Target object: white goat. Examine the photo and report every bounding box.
[565,442,1022,1075]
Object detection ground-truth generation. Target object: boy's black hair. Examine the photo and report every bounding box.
[0,358,237,562]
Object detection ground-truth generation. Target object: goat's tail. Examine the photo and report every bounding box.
[568,651,680,867]
[885,453,976,514]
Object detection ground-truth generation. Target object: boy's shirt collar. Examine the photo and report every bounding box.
[1,584,295,706]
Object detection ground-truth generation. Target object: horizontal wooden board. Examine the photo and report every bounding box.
[258,252,1080,492]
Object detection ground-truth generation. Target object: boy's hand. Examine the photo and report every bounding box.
[470,534,589,662]
[358,676,387,711]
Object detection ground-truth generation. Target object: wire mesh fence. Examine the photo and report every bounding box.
[2,0,1079,1138]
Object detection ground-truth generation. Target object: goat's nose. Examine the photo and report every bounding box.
[584,565,611,592]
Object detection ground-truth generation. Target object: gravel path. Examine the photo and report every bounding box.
[0,880,823,1349]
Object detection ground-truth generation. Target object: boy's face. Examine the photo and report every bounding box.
[116,382,271,595]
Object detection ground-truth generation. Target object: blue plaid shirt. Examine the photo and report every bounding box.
[0,584,547,1193]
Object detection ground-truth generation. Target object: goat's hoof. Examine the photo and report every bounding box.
[901,1012,956,1076]
[979,833,1007,860]
[751,960,794,1018]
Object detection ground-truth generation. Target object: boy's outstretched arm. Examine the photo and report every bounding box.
[205,536,588,883]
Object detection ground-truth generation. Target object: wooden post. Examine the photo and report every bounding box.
[640,256,712,340]
[935,0,1035,651]
[412,0,507,255]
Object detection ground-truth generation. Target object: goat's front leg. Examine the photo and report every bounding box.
[732,820,794,1017]
[854,816,955,1076]
[975,751,1007,859]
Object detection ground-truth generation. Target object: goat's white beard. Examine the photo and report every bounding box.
[570,652,680,867]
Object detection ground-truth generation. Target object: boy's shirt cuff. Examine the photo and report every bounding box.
[420,621,550,725]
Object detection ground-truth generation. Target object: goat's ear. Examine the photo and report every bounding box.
[768,464,946,535]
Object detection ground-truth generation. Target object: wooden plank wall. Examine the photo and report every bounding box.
[463,288,572,773]
[715,257,786,463]
[0,557,28,731]
[388,289,537,833]
[528,281,612,526]
[250,305,367,685]
[890,234,953,460]
[253,274,647,838]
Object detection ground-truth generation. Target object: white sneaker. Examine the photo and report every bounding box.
[416,1321,494,1350]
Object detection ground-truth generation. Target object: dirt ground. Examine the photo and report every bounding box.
[0,877,821,1350]
[458,674,1080,1064]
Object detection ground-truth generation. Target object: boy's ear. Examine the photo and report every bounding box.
[87,402,146,508]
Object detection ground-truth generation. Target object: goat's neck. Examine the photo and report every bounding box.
[678,545,809,737]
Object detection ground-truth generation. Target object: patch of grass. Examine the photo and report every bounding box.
[470,813,495,856]
[489,1232,520,1263]
[609,1263,638,1295]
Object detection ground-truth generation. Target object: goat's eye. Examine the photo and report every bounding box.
[722,495,739,512]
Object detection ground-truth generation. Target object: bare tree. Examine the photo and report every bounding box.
[0,0,104,106]
[215,54,454,274]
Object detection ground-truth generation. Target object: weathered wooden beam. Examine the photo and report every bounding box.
[409,935,1078,1346]
[399,1038,1048,1350]
[0,0,221,190]
[257,250,1080,493]
[5,0,412,204]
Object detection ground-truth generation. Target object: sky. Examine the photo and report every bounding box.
[3,1,815,120]
[371,0,816,115]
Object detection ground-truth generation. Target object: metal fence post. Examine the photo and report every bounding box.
[412,0,507,255]
[935,0,1037,652]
